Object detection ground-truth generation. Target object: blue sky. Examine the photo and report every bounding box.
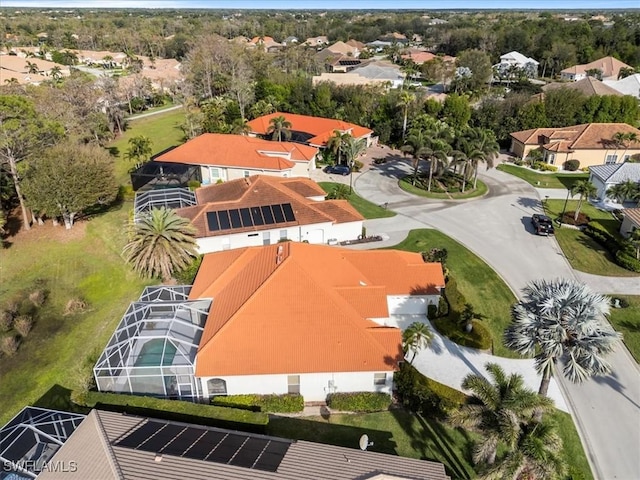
[2,0,638,9]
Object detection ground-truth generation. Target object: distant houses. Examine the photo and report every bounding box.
[493,51,539,79]
[560,56,633,82]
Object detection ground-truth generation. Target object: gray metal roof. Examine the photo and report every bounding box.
[590,163,640,183]
[41,410,450,480]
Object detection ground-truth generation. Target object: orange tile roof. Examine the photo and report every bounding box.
[155,133,317,171]
[561,56,632,79]
[191,243,444,377]
[247,112,373,147]
[511,123,640,150]
[176,175,363,238]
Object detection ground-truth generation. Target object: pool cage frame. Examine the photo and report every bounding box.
[0,407,86,479]
[93,286,211,401]
[133,188,197,223]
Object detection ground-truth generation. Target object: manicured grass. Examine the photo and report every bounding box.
[497,163,588,189]
[551,410,595,480]
[544,200,638,277]
[0,203,153,425]
[318,182,396,219]
[608,296,640,362]
[268,410,477,479]
[399,176,488,199]
[107,109,186,184]
[388,229,518,358]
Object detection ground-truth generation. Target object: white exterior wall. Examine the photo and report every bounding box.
[199,370,394,402]
[589,173,608,201]
[291,158,316,177]
[199,165,297,185]
[387,294,440,315]
[195,220,362,254]
[620,215,640,238]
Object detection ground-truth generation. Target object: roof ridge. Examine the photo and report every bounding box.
[93,411,124,479]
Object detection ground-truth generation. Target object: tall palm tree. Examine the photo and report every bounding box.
[50,65,63,82]
[326,130,351,165]
[504,279,621,398]
[402,322,433,364]
[123,207,198,282]
[25,61,40,74]
[401,129,429,186]
[398,91,415,140]
[570,179,597,222]
[466,128,499,189]
[480,420,567,480]
[611,131,639,163]
[342,136,366,167]
[267,115,292,142]
[449,363,554,466]
[606,180,638,205]
[451,143,484,193]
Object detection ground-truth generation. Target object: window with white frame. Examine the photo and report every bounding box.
[606,154,618,164]
[280,229,287,240]
[374,373,386,386]
[287,375,300,394]
[210,167,221,179]
[243,170,250,178]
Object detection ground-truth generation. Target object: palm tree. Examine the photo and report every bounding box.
[267,115,292,142]
[402,322,433,364]
[326,130,351,165]
[229,118,250,135]
[25,61,40,74]
[504,279,621,398]
[123,208,198,281]
[466,128,499,189]
[398,91,415,140]
[451,143,484,193]
[50,65,62,82]
[125,135,153,166]
[480,420,567,480]
[570,179,597,222]
[606,180,638,205]
[449,363,554,466]
[327,184,350,200]
[342,136,366,168]
[401,129,429,186]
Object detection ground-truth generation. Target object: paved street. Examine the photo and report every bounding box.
[351,154,640,480]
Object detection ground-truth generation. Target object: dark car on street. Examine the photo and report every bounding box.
[531,214,555,236]
[324,164,351,176]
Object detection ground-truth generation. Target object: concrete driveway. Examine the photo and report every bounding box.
[353,155,640,480]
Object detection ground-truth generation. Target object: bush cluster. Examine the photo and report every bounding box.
[532,161,558,172]
[326,392,392,412]
[583,223,640,272]
[394,363,466,419]
[564,159,580,171]
[83,391,269,432]
[212,393,304,413]
[174,255,203,284]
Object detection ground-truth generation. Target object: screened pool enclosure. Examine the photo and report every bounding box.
[93,286,211,400]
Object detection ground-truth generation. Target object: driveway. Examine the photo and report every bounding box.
[352,154,640,480]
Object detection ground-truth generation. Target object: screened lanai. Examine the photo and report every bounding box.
[133,188,197,222]
[93,286,211,400]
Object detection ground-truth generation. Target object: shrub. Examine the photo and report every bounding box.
[13,315,33,337]
[212,394,304,413]
[29,289,46,308]
[174,255,203,284]
[118,184,135,201]
[611,297,630,308]
[326,392,392,412]
[564,159,580,171]
[615,250,640,272]
[0,311,13,332]
[1,335,19,356]
[352,160,364,172]
[82,391,269,433]
[433,317,492,350]
[187,180,201,190]
[539,163,558,172]
[64,297,88,315]
[422,247,448,264]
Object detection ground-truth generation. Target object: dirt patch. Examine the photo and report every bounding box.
[5,211,88,245]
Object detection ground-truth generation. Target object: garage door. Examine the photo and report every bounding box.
[306,229,324,244]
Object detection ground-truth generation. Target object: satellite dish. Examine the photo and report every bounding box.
[359,434,373,451]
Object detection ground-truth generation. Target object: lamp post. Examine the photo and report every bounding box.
[544,195,549,213]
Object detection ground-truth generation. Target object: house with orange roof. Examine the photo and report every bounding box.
[154,133,318,185]
[401,49,455,66]
[247,112,374,149]
[560,56,633,82]
[509,123,640,170]
[247,36,282,52]
[175,175,364,252]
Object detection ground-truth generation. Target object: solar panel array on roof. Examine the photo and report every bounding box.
[206,203,295,232]
[339,59,361,66]
[115,420,291,473]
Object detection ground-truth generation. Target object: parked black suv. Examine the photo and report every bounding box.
[324,164,351,176]
[531,214,555,236]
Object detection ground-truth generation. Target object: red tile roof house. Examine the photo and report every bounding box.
[93,243,445,403]
[560,56,633,82]
[176,175,365,253]
[246,112,375,149]
[509,123,640,170]
[155,133,318,185]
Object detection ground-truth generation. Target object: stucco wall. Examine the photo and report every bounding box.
[620,215,639,238]
[387,295,440,315]
[199,370,394,402]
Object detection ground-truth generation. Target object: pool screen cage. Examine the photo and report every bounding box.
[93,286,212,401]
[133,188,197,223]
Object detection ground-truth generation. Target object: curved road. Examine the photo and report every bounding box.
[351,158,640,480]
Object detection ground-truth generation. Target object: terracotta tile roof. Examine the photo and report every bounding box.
[511,123,640,150]
[155,134,317,171]
[177,176,363,238]
[561,56,632,79]
[247,112,373,147]
[191,243,444,376]
[542,76,623,97]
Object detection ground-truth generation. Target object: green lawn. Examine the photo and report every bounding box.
[388,229,518,358]
[497,163,588,189]
[0,203,153,425]
[608,296,640,362]
[544,199,638,277]
[551,410,595,480]
[107,109,186,184]
[399,176,488,200]
[319,182,396,219]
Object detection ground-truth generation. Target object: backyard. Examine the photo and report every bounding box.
[497,163,589,189]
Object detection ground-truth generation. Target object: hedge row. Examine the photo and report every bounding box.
[584,223,640,272]
[212,394,304,413]
[394,363,467,419]
[326,392,392,412]
[83,391,269,433]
